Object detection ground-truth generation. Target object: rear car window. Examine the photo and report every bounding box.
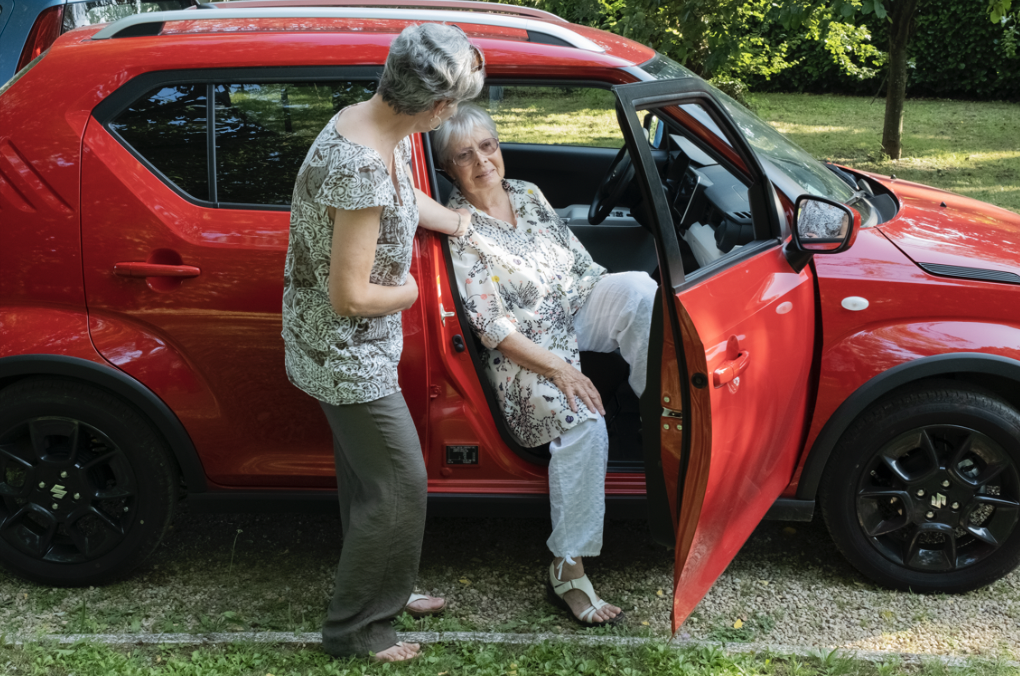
[110,84,210,201]
[214,81,377,206]
[107,80,377,207]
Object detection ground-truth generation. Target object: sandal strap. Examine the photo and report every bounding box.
[549,565,605,607]
[406,593,430,605]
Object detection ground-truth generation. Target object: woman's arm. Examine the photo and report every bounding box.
[495,333,606,416]
[414,187,470,237]
[327,205,418,317]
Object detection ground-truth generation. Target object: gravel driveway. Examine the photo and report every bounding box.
[1,505,1018,661]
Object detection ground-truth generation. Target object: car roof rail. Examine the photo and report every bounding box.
[89,6,604,52]
[207,0,568,23]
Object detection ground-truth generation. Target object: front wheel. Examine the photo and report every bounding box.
[820,383,1020,593]
[0,378,178,586]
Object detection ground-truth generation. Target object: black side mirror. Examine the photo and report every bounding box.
[642,114,664,149]
[790,195,860,254]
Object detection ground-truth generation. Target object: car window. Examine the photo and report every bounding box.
[477,85,623,148]
[110,84,210,202]
[663,103,755,270]
[214,81,376,206]
[108,80,376,207]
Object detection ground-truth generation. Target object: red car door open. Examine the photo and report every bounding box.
[615,79,820,631]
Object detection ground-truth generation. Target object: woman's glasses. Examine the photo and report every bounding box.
[471,45,485,73]
[451,138,499,167]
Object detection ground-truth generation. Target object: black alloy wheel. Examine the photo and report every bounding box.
[0,378,177,586]
[821,383,1020,593]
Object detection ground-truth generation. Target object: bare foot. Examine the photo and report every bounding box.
[372,642,421,662]
[554,557,623,624]
[406,595,446,616]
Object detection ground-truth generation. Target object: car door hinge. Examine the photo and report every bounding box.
[661,407,682,431]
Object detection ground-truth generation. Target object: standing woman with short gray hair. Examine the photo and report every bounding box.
[282,23,484,662]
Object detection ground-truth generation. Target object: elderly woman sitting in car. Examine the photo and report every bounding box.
[433,102,657,627]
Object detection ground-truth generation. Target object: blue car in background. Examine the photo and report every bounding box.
[0,0,189,83]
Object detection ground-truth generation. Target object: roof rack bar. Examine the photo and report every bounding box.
[208,0,568,23]
[90,7,604,51]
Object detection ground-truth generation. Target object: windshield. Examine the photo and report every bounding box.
[638,54,873,222]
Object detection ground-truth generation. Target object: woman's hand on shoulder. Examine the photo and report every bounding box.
[547,361,605,416]
[451,208,472,237]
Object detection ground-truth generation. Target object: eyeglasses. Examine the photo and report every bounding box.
[451,137,499,167]
[470,45,485,73]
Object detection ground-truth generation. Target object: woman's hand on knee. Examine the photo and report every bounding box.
[549,363,605,416]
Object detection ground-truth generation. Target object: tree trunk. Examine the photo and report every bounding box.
[882,0,919,160]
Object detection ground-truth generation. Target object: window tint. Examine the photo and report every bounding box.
[215,81,377,206]
[110,84,209,201]
[478,85,622,148]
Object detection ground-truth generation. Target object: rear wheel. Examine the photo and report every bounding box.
[0,378,177,586]
[820,383,1020,592]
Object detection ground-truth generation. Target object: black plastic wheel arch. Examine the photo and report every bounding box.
[796,352,1020,502]
[0,355,208,493]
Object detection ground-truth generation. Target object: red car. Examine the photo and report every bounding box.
[2,0,1020,633]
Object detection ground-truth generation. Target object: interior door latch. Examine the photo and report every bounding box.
[439,303,456,326]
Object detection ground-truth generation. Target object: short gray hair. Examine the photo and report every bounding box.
[378,23,485,116]
[432,102,499,168]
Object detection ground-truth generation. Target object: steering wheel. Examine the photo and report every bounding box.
[588,145,636,225]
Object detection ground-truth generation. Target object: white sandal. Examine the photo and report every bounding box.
[547,563,625,626]
[404,592,445,619]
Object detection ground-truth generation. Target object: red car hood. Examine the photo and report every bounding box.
[873,177,1020,278]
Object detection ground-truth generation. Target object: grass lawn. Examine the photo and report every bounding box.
[751,94,1020,215]
[489,88,1018,215]
[2,640,1018,676]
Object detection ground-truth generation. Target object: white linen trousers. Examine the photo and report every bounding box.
[545,270,657,561]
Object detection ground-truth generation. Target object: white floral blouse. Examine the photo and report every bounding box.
[448,179,607,447]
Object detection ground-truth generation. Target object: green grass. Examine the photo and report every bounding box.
[749,93,1020,215]
[488,89,1019,215]
[2,640,1018,676]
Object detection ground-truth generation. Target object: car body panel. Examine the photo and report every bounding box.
[0,61,83,307]
[787,227,1020,497]
[670,244,816,630]
[877,180,1020,278]
[0,306,98,362]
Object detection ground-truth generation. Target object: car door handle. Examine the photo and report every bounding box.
[113,262,201,278]
[713,350,750,388]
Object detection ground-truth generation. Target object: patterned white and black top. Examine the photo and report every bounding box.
[282,110,418,405]
[448,179,607,447]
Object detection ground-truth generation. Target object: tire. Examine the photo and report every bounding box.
[0,377,178,586]
[819,382,1020,593]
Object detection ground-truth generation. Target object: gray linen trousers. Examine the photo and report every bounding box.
[318,392,426,657]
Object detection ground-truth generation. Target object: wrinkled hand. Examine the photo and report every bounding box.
[548,362,605,416]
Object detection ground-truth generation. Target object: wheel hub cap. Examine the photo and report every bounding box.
[0,417,137,564]
[856,424,1020,573]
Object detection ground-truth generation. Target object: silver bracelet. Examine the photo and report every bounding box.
[453,211,465,237]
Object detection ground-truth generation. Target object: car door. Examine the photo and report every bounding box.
[614,79,819,632]
[80,70,428,489]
